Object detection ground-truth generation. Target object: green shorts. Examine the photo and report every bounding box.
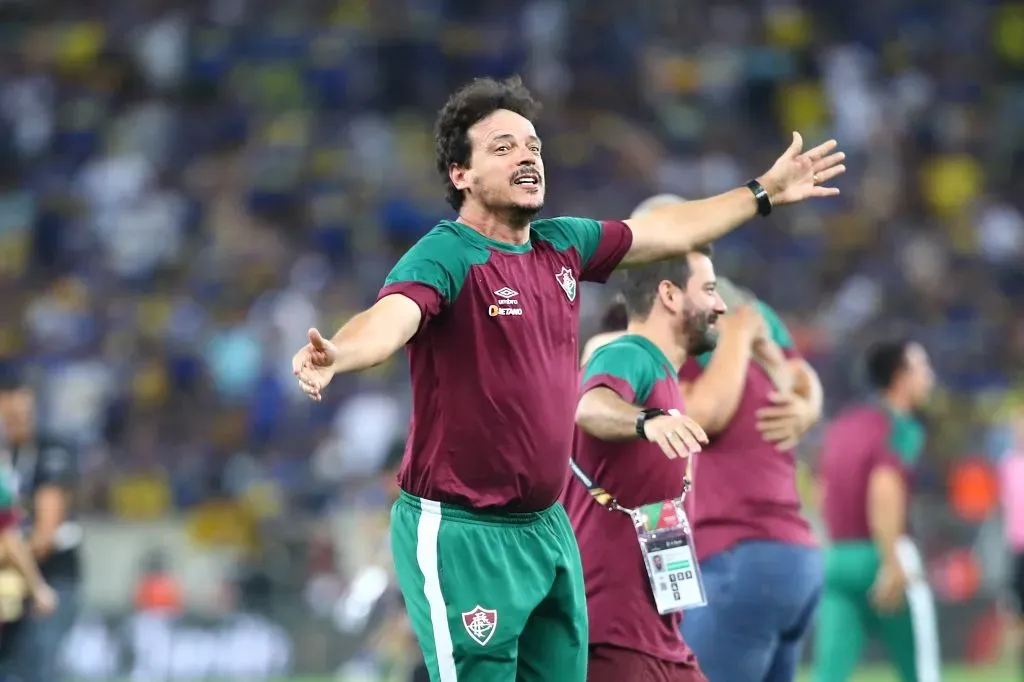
[391,491,588,682]
[813,540,941,682]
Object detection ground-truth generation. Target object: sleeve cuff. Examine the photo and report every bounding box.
[377,281,445,333]
[583,220,633,283]
[581,373,637,404]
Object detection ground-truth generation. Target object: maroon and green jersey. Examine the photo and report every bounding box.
[378,217,632,512]
[819,403,925,542]
[678,300,815,561]
[562,334,699,667]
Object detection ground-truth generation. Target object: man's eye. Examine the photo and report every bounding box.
[496,145,510,153]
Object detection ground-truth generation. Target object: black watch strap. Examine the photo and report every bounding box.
[636,408,668,439]
[746,179,773,217]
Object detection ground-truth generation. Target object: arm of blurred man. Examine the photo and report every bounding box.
[867,465,908,612]
[679,305,763,436]
[753,303,823,450]
[620,134,844,266]
[2,528,56,615]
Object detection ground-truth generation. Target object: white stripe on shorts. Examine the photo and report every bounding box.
[417,498,458,682]
[895,537,941,682]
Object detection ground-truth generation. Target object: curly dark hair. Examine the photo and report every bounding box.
[434,76,542,211]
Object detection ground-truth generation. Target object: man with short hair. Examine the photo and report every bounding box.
[813,338,940,682]
[292,75,846,681]
[567,242,726,682]
[579,198,825,682]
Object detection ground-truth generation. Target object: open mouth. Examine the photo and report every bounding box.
[512,171,541,187]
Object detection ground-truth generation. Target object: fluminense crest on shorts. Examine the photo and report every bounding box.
[461,605,498,646]
[555,267,577,302]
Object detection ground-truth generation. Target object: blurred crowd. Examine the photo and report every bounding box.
[1,0,1023,525]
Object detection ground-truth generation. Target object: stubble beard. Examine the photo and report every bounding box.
[683,308,718,356]
[475,181,544,229]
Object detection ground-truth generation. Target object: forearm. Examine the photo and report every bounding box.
[682,332,752,434]
[3,529,45,591]
[576,388,642,441]
[329,295,421,373]
[621,186,759,266]
[867,469,906,564]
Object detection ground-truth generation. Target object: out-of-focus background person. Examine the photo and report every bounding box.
[0,0,1021,680]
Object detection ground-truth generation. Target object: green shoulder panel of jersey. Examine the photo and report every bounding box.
[582,335,672,404]
[531,217,603,266]
[886,410,926,466]
[383,222,490,305]
[694,297,794,368]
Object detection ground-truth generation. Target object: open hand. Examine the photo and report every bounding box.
[755,391,813,451]
[292,328,339,401]
[759,132,846,206]
[642,410,708,460]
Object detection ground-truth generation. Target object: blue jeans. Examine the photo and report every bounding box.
[681,541,823,682]
[2,578,79,682]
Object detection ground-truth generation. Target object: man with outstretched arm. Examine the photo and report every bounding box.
[565,244,725,682]
[292,75,845,682]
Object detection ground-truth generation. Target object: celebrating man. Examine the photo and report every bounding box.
[566,243,725,682]
[293,76,845,682]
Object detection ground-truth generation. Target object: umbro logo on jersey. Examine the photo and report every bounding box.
[493,287,518,299]
[489,285,523,317]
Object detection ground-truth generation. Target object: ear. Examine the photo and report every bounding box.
[450,164,470,191]
[657,280,677,310]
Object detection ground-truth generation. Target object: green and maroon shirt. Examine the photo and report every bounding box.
[378,217,632,512]
[678,300,815,560]
[563,334,698,666]
[819,403,926,542]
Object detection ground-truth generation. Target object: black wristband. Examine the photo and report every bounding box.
[636,408,668,440]
[746,179,772,217]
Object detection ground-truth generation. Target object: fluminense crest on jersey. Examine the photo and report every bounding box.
[555,267,577,302]
[461,605,498,646]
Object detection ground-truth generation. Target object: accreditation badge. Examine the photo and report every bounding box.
[632,497,707,614]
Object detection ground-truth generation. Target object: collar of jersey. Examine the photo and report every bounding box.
[448,220,533,254]
[621,334,677,379]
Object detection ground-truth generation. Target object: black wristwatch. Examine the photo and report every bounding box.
[636,408,668,440]
[746,179,773,217]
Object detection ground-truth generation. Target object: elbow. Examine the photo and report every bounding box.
[574,401,594,434]
[574,396,603,437]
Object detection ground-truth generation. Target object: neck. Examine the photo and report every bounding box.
[882,389,913,414]
[627,319,687,371]
[457,203,531,246]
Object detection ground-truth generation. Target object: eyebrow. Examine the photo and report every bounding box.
[491,133,541,145]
